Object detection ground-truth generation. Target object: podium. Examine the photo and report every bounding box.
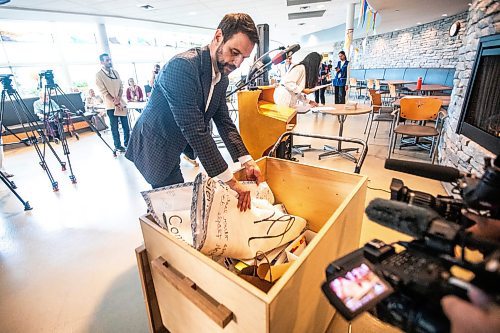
[238,87,297,159]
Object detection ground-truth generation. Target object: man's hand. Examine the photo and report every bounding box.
[345,85,349,91]
[441,288,500,333]
[243,160,263,184]
[302,88,314,95]
[226,177,251,212]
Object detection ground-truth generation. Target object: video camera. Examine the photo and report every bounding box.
[38,70,56,89]
[321,157,500,333]
[386,156,500,225]
[0,73,15,92]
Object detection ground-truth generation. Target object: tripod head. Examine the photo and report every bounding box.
[0,74,15,93]
[39,70,56,89]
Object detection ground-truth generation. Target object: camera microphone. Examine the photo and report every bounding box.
[384,159,462,182]
[366,199,500,254]
[366,198,442,239]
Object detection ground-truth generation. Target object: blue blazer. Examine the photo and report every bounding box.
[125,46,248,185]
[333,60,349,86]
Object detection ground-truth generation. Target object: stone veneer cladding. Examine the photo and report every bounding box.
[332,1,498,174]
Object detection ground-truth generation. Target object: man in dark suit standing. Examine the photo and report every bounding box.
[126,13,261,211]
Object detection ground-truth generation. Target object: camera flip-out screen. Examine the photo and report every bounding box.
[322,261,394,320]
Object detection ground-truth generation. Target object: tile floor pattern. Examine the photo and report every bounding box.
[0,98,446,332]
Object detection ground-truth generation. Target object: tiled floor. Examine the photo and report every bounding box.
[0,96,446,332]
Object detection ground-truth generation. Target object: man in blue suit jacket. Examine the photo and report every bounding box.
[126,13,260,211]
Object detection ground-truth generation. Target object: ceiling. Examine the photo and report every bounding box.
[0,0,471,49]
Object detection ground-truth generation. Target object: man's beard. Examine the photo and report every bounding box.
[216,45,236,74]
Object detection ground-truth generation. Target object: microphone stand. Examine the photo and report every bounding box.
[226,66,270,98]
[226,46,284,98]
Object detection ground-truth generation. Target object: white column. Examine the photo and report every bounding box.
[97,23,111,56]
[345,2,356,60]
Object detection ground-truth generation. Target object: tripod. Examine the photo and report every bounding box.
[41,86,78,184]
[0,74,61,191]
[0,162,32,210]
[39,71,117,157]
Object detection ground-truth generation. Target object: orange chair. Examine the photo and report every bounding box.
[365,89,394,140]
[388,97,446,163]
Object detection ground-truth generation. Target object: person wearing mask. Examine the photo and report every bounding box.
[273,52,322,109]
[126,13,262,211]
[95,53,130,152]
[332,50,349,104]
[126,78,144,102]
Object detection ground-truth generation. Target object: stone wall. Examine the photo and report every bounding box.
[332,1,499,173]
[439,0,498,174]
[332,12,468,69]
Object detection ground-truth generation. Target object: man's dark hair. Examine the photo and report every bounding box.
[217,13,259,44]
[99,53,109,62]
[294,52,322,89]
[338,50,347,59]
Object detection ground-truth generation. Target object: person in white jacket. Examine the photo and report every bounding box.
[273,52,322,109]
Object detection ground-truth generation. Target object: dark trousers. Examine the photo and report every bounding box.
[151,162,184,189]
[314,87,327,105]
[106,109,130,148]
[334,85,346,104]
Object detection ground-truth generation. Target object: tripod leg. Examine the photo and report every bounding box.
[0,173,32,210]
[4,90,60,191]
[77,111,117,157]
[56,112,77,183]
[52,85,112,155]
[28,135,60,191]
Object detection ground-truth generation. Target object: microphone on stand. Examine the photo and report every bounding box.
[226,44,301,97]
[270,44,301,65]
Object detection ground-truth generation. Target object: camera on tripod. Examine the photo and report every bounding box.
[321,156,500,333]
[0,74,14,91]
[38,70,55,88]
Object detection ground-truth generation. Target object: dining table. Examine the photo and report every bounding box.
[311,103,372,162]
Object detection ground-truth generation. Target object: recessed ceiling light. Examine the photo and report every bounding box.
[137,4,154,10]
[442,14,448,17]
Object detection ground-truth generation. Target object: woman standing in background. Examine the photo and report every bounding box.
[332,51,349,104]
[274,52,322,109]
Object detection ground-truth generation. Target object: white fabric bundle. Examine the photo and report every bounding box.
[142,173,306,260]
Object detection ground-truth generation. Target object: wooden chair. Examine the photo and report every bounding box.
[364,79,375,99]
[365,89,394,140]
[388,97,445,163]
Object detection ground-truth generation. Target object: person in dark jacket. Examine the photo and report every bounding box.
[125,13,261,211]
